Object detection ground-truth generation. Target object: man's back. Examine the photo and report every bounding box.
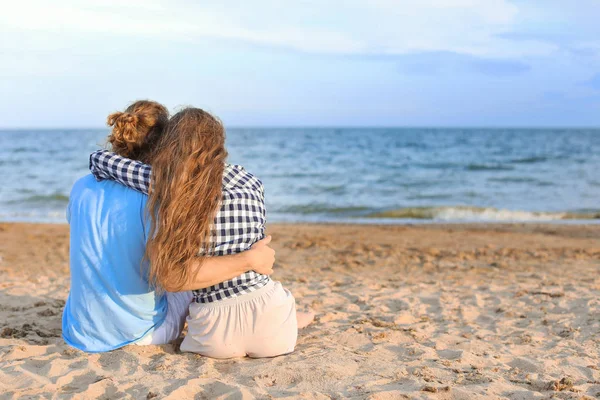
[62,175,166,352]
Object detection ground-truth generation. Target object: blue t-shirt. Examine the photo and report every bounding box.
[62,174,167,352]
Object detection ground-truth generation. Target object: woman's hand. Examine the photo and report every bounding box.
[245,235,276,275]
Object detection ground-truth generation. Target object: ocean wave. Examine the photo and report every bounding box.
[6,193,69,205]
[466,164,514,171]
[262,172,325,178]
[488,176,538,183]
[488,177,554,186]
[415,162,461,170]
[313,185,347,194]
[510,156,548,164]
[406,193,454,200]
[0,210,66,223]
[276,204,371,215]
[368,206,600,221]
[12,147,37,153]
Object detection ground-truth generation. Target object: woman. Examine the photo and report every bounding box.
[90,107,313,358]
[63,101,275,352]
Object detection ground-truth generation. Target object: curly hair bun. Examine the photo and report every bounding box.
[107,111,145,153]
[106,100,169,160]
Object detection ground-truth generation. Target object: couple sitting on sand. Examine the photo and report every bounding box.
[62,100,314,358]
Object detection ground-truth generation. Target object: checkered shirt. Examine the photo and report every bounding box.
[89,150,270,303]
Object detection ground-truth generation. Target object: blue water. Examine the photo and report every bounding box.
[1,128,599,223]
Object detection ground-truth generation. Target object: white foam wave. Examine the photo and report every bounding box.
[432,207,567,222]
[368,206,598,221]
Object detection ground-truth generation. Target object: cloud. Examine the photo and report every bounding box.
[495,31,600,59]
[469,58,530,76]
[395,51,530,77]
[1,0,599,127]
[0,0,554,59]
[583,73,600,91]
[541,91,566,102]
[492,0,600,59]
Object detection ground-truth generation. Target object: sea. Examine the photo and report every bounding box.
[1,128,599,224]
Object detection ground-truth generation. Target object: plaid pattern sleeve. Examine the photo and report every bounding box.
[89,150,151,194]
[88,151,269,303]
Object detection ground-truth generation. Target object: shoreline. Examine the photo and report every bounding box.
[1,222,599,398]
[2,215,600,226]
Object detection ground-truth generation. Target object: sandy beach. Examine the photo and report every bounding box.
[1,222,599,399]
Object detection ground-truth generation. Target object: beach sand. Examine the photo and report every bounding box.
[1,222,599,399]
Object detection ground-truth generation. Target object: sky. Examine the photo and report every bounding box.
[1,0,600,127]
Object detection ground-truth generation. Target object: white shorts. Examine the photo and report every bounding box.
[135,291,194,345]
[180,280,297,359]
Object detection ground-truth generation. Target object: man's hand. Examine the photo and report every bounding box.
[246,235,276,275]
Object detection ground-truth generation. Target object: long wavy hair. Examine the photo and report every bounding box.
[146,107,227,291]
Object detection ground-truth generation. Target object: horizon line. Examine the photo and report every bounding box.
[1,125,600,131]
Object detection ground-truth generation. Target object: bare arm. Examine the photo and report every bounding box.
[165,236,276,292]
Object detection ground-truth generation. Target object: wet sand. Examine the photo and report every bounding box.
[1,222,599,399]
